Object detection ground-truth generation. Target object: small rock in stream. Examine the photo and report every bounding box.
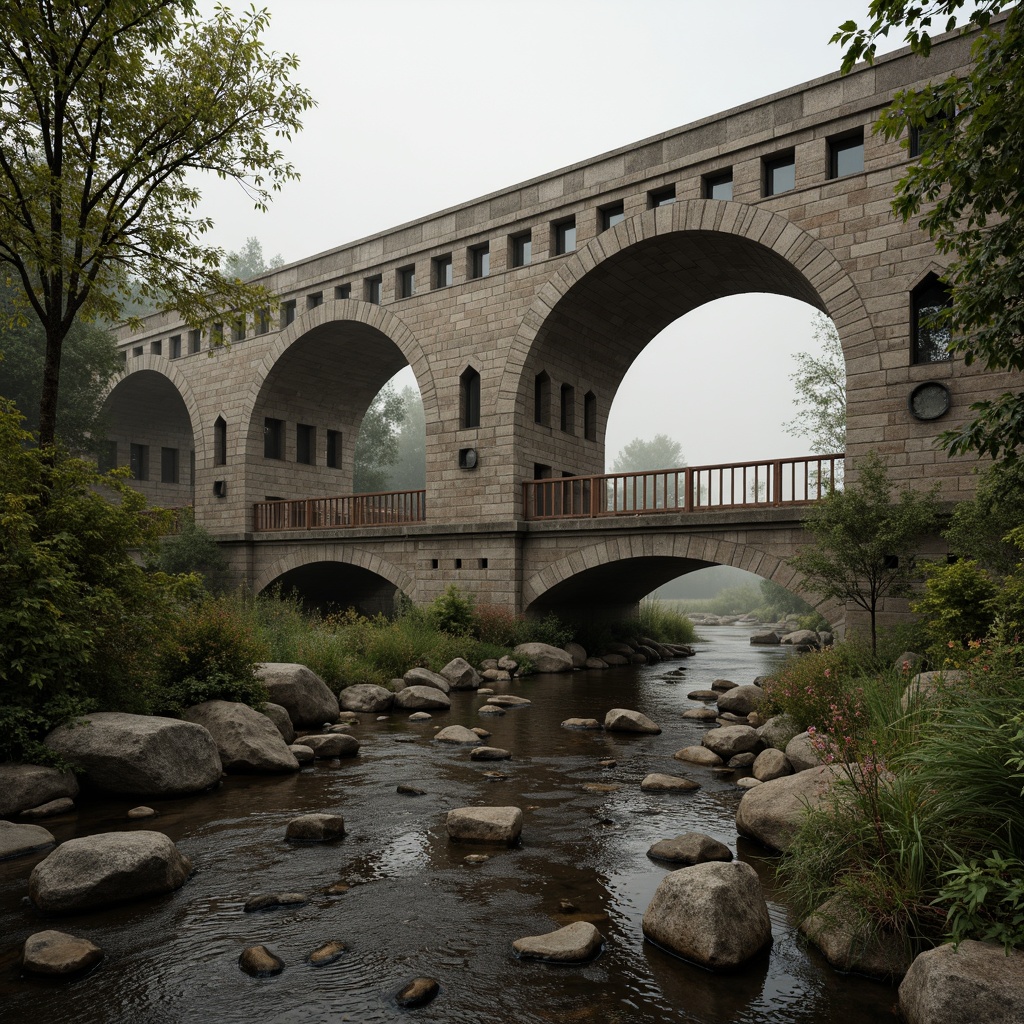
[243,892,308,913]
[395,976,440,1008]
[239,945,284,977]
[307,940,348,966]
[325,882,351,895]
[464,854,489,864]
[126,806,157,819]
[397,784,427,795]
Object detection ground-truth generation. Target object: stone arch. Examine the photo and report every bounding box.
[254,544,417,603]
[498,199,877,424]
[237,298,436,465]
[522,532,844,628]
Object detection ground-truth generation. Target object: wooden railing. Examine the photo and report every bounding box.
[523,454,843,521]
[253,489,427,532]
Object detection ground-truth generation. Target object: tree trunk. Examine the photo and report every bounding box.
[38,323,63,449]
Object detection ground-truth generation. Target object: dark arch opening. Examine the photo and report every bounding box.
[264,560,404,617]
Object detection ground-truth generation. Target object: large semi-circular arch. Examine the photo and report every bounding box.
[254,545,417,604]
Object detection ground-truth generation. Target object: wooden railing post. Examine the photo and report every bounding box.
[772,460,783,506]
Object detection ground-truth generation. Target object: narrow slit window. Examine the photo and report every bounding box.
[461,365,481,429]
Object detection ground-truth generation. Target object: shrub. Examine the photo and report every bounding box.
[760,647,858,732]
[912,559,998,650]
[636,599,697,645]
[429,584,474,635]
[937,852,1024,954]
[158,508,229,590]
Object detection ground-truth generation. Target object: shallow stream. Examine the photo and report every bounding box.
[0,626,898,1023]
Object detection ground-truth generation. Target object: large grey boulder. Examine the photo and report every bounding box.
[0,764,79,818]
[299,733,360,758]
[513,921,602,962]
[642,861,772,969]
[898,940,1024,1024]
[339,684,395,713]
[182,701,299,774]
[757,714,801,751]
[604,708,661,734]
[394,686,451,711]
[641,773,700,793]
[702,725,763,759]
[434,725,481,744]
[446,806,522,845]
[750,630,781,645]
[513,643,573,673]
[256,663,339,728]
[29,831,192,913]
[285,813,346,842]
[439,658,482,691]
[902,669,967,709]
[22,931,103,976]
[735,764,846,852]
[563,642,588,668]
[674,746,724,767]
[0,821,55,860]
[44,713,221,796]
[716,684,765,717]
[647,833,733,866]
[785,731,823,772]
[403,667,451,694]
[752,748,793,782]
[800,894,911,979]
[780,629,821,648]
[261,702,295,744]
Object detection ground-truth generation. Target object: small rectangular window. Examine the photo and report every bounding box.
[365,275,382,304]
[828,129,865,179]
[584,391,597,441]
[764,152,796,196]
[703,171,733,200]
[296,423,315,465]
[560,383,575,434]
[232,317,245,342]
[534,371,550,426]
[132,345,143,358]
[398,266,416,298]
[306,291,323,310]
[281,300,296,328]
[120,350,127,366]
[169,335,182,359]
[189,330,201,354]
[264,417,284,460]
[211,323,224,346]
[150,340,162,356]
[335,284,351,301]
[161,447,179,484]
[511,232,532,268]
[326,429,342,469]
[554,218,576,255]
[434,254,453,288]
[599,202,625,232]
[648,185,676,208]
[98,440,117,474]
[470,244,490,279]
[214,418,227,466]
[255,309,270,335]
[129,443,149,481]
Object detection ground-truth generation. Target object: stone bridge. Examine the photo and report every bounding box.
[110,26,988,629]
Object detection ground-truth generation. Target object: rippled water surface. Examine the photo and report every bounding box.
[0,627,898,1024]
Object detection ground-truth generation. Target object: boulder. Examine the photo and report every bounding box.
[756,714,801,751]
[239,945,284,977]
[800,894,911,979]
[486,694,531,707]
[256,663,339,728]
[481,669,512,682]
[716,684,766,717]
[674,746,724,767]
[477,704,505,716]
[497,655,519,673]
[737,777,762,790]
[395,977,440,1009]
[0,821,55,860]
[22,931,103,976]
[307,940,348,966]
[902,669,968,709]
[585,657,609,669]
[339,684,395,713]
[19,798,75,820]
[439,658,482,691]
[893,650,924,675]
[470,747,511,760]
[735,764,847,852]
[898,940,1024,1024]
[182,701,299,774]
[127,806,156,819]
[29,831,192,913]
[261,702,295,744]
[285,813,346,842]
[243,892,308,913]
[562,718,602,730]
[394,686,451,711]
[641,861,772,969]
[513,643,574,673]
[750,630,781,645]
[0,763,79,818]
[702,725,763,759]
[44,713,222,796]
[711,679,738,692]
[682,707,718,721]
[781,629,821,648]
[728,752,757,768]
[601,654,630,666]
[446,806,522,845]
[785,731,823,772]
[752,748,793,782]
[604,708,661,734]
[403,667,451,694]
[434,725,480,744]
[299,733,360,758]
[289,744,315,764]
[646,833,733,866]
[563,642,588,668]
[641,773,700,793]
[687,689,719,701]
[513,921,602,962]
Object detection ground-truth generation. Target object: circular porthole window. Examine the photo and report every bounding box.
[908,381,951,421]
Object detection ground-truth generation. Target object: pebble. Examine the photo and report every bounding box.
[19,798,75,820]
[409,712,432,721]
[472,727,491,738]
[598,759,617,769]
[307,940,348,966]
[478,705,505,716]
[397,784,426,796]
[21,931,102,976]
[127,806,157,819]
[326,882,351,895]
[395,977,440,1008]
[243,892,308,913]
[238,945,284,977]
[376,715,388,721]
[470,746,511,761]
[464,854,489,864]
[582,783,620,793]
[477,688,494,694]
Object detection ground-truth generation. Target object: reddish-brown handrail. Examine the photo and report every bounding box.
[522,454,843,521]
[253,489,427,532]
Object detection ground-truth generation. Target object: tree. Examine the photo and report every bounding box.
[223,237,285,282]
[0,1,314,448]
[783,313,845,454]
[1,282,121,452]
[387,385,426,491]
[943,460,1024,576]
[610,434,685,473]
[789,451,940,653]
[353,383,406,493]
[834,3,1024,462]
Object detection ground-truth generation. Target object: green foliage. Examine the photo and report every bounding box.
[609,433,685,472]
[760,647,860,732]
[945,461,1024,575]
[0,1,314,445]
[635,599,697,645]
[835,3,1024,463]
[912,559,999,649]
[158,508,229,590]
[388,385,426,491]
[223,237,284,282]
[429,585,475,635]
[353,382,406,493]
[937,852,1024,954]
[783,312,846,454]
[790,451,940,652]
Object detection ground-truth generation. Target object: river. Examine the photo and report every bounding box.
[0,626,897,1024]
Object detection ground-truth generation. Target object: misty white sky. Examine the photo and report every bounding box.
[198,0,898,469]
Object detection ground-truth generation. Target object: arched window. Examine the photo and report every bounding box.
[460,365,481,429]
[912,274,952,364]
[214,416,227,466]
[534,371,550,426]
[584,391,597,441]
[560,384,575,434]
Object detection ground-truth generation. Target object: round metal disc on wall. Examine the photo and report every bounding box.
[908,381,951,421]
